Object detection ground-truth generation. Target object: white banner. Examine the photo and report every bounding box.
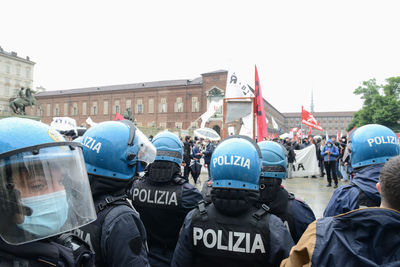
[86,116,98,127]
[271,116,279,130]
[51,117,77,132]
[291,145,320,177]
[225,71,253,98]
[239,113,253,138]
[200,99,223,128]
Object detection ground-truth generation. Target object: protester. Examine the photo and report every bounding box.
[337,136,348,181]
[281,155,400,266]
[130,131,203,267]
[321,139,339,187]
[190,140,202,184]
[171,135,294,267]
[258,141,315,243]
[202,138,215,180]
[330,136,343,180]
[283,139,296,179]
[324,124,400,217]
[0,117,96,266]
[318,139,326,177]
[183,136,192,181]
[300,138,311,149]
[76,120,155,266]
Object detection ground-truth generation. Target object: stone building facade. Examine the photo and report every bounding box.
[0,47,35,116]
[283,111,355,136]
[31,69,354,137]
[33,70,231,134]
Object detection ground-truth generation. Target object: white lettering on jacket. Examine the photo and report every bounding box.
[366,136,398,147]
[193,227,265,254]
[132,188,178,206]
[212,155,251,169]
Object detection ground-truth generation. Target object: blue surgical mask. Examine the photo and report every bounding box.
[17,190,69,237]
[327,144,332,147]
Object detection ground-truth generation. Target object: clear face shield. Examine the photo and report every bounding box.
[0,142,96,245]
[135,128,156,169]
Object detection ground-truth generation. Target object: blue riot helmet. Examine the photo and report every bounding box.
[258,141,287,179]
[210,135,262,191]
[350,124,400,168]
[0,117,96,245]
[82,120,156,179]
[152,131,183,165]
[146,130,183,182]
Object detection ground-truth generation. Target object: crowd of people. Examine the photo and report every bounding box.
[0,117,399,266]
[275,134,351,188]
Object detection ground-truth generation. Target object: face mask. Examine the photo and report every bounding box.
[17,190,69,237]
[327,144,332,147]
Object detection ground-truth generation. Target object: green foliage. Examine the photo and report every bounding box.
[347,77,400,132]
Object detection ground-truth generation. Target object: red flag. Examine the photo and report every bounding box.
[307,126,312,136]
[301,106,324,131]
[114,112,125,121]
[254,65,268,141]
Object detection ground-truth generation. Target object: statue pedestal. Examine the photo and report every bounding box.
[0,114,41,121]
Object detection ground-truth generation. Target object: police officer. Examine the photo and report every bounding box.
[257,141,315,243]
[171,135,294,267]
[324,124,400,217]
[130,131,203,267]
[0,117,96,266]
[75,120,156,266]
[281,155,400,266]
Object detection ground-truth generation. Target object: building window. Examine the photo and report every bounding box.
[16,66,21,76]
[5,64,10,74]
[191,121,198,128]
[103,101,108,115]
[148,98,154,113]
[160,122,167,128]
[126,99,131,111]
[114,100,120,114]
[46,104,51,116]
[192,97,199,112]
[26,68,30,78]
[72,103,78,116]
[175,122,183,129]
[137,99,143,114]
[54,104,59,116]
[82,102,87,116]
[159,98,167,113]
[92,101,98,115]
[64,103,68,116]
[147,121,155,127]
[174,97,184,112]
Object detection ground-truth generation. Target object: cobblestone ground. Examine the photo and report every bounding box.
[186,166,349,219]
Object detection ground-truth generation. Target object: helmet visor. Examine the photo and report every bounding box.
[135,128,156,165]
[0,143,96,245]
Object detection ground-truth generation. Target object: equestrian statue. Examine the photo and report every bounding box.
[9,87,42,115]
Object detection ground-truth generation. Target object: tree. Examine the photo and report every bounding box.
[347,77,400,132]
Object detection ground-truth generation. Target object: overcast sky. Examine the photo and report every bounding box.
[2,0,399,113]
